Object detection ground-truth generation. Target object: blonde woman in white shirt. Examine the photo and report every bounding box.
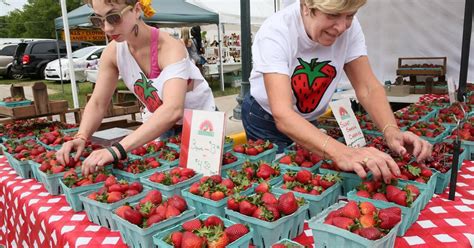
[242,0,432,183]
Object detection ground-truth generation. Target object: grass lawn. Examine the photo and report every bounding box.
[0,76,241,108]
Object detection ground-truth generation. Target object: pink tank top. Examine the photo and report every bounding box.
[148,27,161,79]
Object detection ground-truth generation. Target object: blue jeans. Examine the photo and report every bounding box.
[241,94,292,153]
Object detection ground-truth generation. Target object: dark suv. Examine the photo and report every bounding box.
[11,40,94,79]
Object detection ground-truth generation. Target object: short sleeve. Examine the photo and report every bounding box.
[252,31,291,76]
[345,17,368,64]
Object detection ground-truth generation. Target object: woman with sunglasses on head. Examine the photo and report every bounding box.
[242,0,432,183]
[56,0,215,176]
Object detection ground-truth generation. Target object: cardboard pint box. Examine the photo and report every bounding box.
[90,127,134,146]
[384,85,411,97]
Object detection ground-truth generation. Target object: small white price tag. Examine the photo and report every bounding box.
[329,99,366,147]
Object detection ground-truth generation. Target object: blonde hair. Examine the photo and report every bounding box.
[302,0,366,14]
[181,27,190,45]
[83,0,137,7]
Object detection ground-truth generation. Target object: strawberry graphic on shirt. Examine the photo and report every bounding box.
[291,58,337,113]
[133,72,162,112]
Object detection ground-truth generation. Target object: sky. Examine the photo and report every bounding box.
[0,0,28,16]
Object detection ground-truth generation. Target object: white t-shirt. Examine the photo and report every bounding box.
[250,1,367,121]
[116,41,216,124]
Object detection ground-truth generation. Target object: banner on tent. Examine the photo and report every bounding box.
[61,29,105,42]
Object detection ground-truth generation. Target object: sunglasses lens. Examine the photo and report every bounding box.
[106,14,122,26]
[90,17,103,28]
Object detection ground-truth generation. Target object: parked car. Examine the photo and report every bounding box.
[11,40,95,79]
[44,45,105,82]
[0,43,19,78]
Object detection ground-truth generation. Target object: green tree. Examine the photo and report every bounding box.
[2,0,82,38]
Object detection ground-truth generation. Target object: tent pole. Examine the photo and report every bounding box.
[233,0,251,120]
[60,0,79,109]
[218,21,224,91]
[448,0,473,201]
[55,30,65,94]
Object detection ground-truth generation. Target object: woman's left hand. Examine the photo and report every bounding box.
[385,129,433,162]
[81,148,114,177]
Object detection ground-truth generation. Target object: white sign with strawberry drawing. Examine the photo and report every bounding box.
[329,99,366,147]
[179,109,226,176]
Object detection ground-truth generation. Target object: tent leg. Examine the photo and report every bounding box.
[55,30,65,94]
[218,22,224,92]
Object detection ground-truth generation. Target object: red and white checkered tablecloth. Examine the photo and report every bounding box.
[0,156,127,248]
[1,156,474,247]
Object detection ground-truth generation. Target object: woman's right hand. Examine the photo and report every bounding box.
[331,146,400,183]
[56,138,87,166]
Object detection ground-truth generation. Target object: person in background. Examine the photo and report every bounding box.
[241,0,432,183]
[181,27,200,66]
[191,25,206,70]
[56,0,215,176]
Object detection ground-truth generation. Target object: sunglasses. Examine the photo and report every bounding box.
[89,5,133,28]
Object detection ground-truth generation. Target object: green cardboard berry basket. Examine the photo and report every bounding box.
[273,180,341,219]
[181,185,254,217]
[224,139,234,153]
[1,149,34,179]
[273,239,305,248]
[78,186,150,230]
[35,166,81,195]
[140,170,203,198]
[319,167,372,196]
[398,172,438,209]
[220,152,246,178]
[112,200,196,248]
[59,179,104,212]
[277,159,322,174]
[225,193,309,248]
[414,123,452,144]
[432,148,466,194]
[153,213,253,248]
[307,201,400,248]
[157,158,179,168]
[0,99,32,107]
[112,163,170,182]
[347,180,426,236]
[247,144,279,163]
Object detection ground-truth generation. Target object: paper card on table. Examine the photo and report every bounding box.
[447,77,457,104]
[179,109,226,176]
[329,98,366,147]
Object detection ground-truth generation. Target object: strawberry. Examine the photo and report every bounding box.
[391,191,408,207]
[207,232,229,248]
[145,214,164,227]
[239,200,257,216]
[340,201,360,219]
[227,197,240,212]
[203,215,224,227]
[129,181,143,192]
[133,73,162,112]
[167,195,188,213]
[331,216,354,230]
[255,182,270,194]
[386,185,402,202]
[358,181,376,193]
[291,58,336,113]
[224,224,249,243]
[272,244,286,248]
[295,170,312,184]
[115,205,132,219]
[359,202,376,215]
[140,190,162,205]
[124,209,142,226]
[378,207,402,229]
[256,163,275,180]
[372,193,388,202]
[279,155,292,165]
[359,214,376,228]
[261,192,278,207]
[182,219,202,232]
[169,231,182,248]
[278,192,299,215]
[107,191,122,203]
[356,190,371,198]
[359,227,382,240]
[405,184,420,197]
[181,231,203,248]
[210,191,225,201]
[165,205,181,218]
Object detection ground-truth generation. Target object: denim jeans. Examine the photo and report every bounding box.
[241,94,293,153]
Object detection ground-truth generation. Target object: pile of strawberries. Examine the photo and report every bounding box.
[279,144,321,168]
[114,157,161,174]
[436,103,471,121]
[272,241,303,248]
[149,167,197,185]
[115,190,188,228]
[227,161,280,184]
[280,171,341,195]
[324,201,401,240]
[164,215,249,248]
[166,134,182,146]
[407,121,446,138]
[3,138,46,160]
[355,180,421,207]
[38,153,81,174]
[397,162,433,183]
[188,175,246,201]
[158,147,180,162]
[233,139,275,156]
[2,96,26,102]
[227,191,305,222]
[424,142,463,173]
[62,169,109,188]
[0,119,76,139]
[87,176,144,203]
[130,140,166,156]
[222,152,239,165]
[37,130,74,146]
[448,119,474,141]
